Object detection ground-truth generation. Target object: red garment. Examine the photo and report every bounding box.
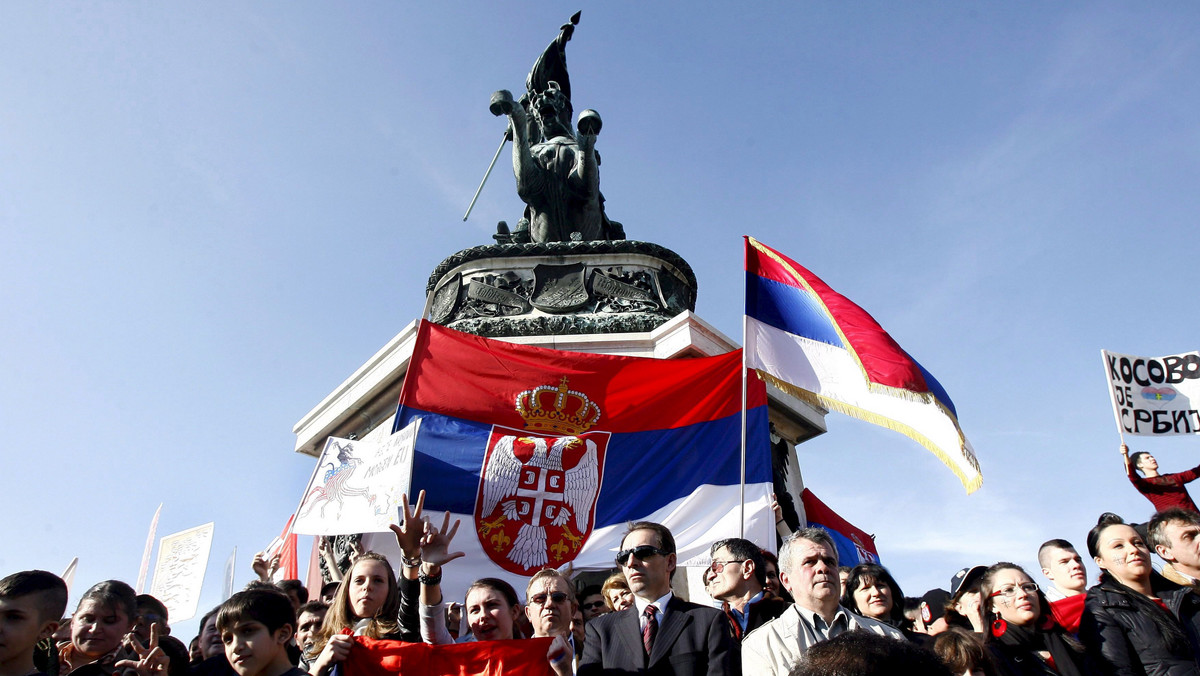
[1128,463,1200,513]
[341,636,554,676]
[1049,594,1085,634]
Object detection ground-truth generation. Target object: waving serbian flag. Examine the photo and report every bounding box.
[373,320,771,598]
[744,237,981,493]
[801,488,879,566]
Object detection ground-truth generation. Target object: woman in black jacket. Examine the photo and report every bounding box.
[979,563,1095,676]
[1078,513,1200,676]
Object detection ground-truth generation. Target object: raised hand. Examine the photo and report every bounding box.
[421,512,465,568]
[116,623,169,676]
[546,633,574,676]
[252,552,271,581]
[388,490,427,559]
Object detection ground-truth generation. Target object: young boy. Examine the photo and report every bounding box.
[216,589,304,676]
[0,570,69,676]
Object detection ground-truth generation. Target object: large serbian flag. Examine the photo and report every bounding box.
[744,237,981,493]
[368,320,772,597]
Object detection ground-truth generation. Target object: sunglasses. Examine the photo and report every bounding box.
[582,600,607,610]
[708,559,744,574]
[529,592,570,606]
[616,544,667,566]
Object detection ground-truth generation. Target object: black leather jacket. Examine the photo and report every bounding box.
[1079,579,1200,676]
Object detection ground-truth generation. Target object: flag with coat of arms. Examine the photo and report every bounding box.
[361,320,772,598]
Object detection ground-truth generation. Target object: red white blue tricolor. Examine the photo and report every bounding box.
[744,237,981,493]
[369,320,773,596]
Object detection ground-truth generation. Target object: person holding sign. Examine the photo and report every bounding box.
[1122,444,1200,513]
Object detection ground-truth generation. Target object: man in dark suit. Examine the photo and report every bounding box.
[580,522,738,676]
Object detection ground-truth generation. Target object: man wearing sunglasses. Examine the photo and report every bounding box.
[578,586,609,622]
[579,521,737,676]
[527,569,580,676]
[703,538,788,642]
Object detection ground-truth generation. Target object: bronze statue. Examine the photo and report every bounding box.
[489,12,623,244]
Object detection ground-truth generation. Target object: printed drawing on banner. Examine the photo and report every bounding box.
[476,376,608,575]
[299,440,375,520]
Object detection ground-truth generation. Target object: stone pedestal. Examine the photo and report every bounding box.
[424,240,697,337]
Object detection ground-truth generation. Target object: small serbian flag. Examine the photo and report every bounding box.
[342,636,554,676]
[744,237,981,493]
[801,488,879,566]
[376,320,771,598]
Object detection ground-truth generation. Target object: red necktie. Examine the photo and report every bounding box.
[643,605,659,655]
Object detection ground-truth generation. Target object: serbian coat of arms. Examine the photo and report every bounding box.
[475,377,607,575]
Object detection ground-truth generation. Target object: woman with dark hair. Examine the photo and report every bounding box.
[1079,513,1200,675]
[842,564,908,628]
[979,563,1094,676]
[416,514,525,643]
[54,580,168,676]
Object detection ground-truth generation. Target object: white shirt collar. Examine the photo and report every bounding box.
[634,590,673,621]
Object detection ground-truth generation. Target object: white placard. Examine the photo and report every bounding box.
[149,522,214,622]
[1103,350,1200,436]
[292,420,420,535]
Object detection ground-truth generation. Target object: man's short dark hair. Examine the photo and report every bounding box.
[297,600,329,617]
[1037,539,1076,568]
[1149,508,1200,550]
[1130,451,1150,473]
[624,521,675,555]
[797,630,952,676]
[578,585,602,599]
[0,570,68,624]
[276,580,308,604]
[710,538,767,586]
[217,588,297,635]
[136,594,170,622]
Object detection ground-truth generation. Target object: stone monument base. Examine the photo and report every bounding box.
[424,240,698,337]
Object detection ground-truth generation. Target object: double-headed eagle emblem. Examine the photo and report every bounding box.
[476,377,606,573]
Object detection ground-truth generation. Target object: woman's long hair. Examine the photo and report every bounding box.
[841,563,907,627]
[313,552,400,653]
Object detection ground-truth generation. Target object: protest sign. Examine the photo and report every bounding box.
[1103,349,1200,436]
[149,522,214,622]
[292,420,420,536]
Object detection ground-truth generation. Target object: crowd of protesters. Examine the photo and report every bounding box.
[10,453,1200,676]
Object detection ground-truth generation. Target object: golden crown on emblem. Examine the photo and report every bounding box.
[515,376,602,435]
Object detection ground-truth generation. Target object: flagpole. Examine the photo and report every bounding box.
[739,315,748,539]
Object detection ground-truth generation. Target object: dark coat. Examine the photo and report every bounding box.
[580,595,738,676]
[722,595,791,641]
[1079,580,1200,676]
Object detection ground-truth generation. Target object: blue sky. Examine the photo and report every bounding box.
[3,2,1199,639]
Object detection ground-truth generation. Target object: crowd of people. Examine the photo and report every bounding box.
[10,454,1200,676]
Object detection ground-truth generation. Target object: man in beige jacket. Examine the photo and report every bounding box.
[741,528,902,675]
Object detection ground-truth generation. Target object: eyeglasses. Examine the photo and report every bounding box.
[582,600,607,610]
[988,582,1038,598]
[529,592,570,606]
[616,545,668,566]
[709,559,745,574]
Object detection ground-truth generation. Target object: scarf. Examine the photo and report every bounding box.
[993,618,1085,676]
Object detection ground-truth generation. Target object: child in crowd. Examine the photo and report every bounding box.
[307,553,404,676]
[216,589,304,676]
[0,570,69,676]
